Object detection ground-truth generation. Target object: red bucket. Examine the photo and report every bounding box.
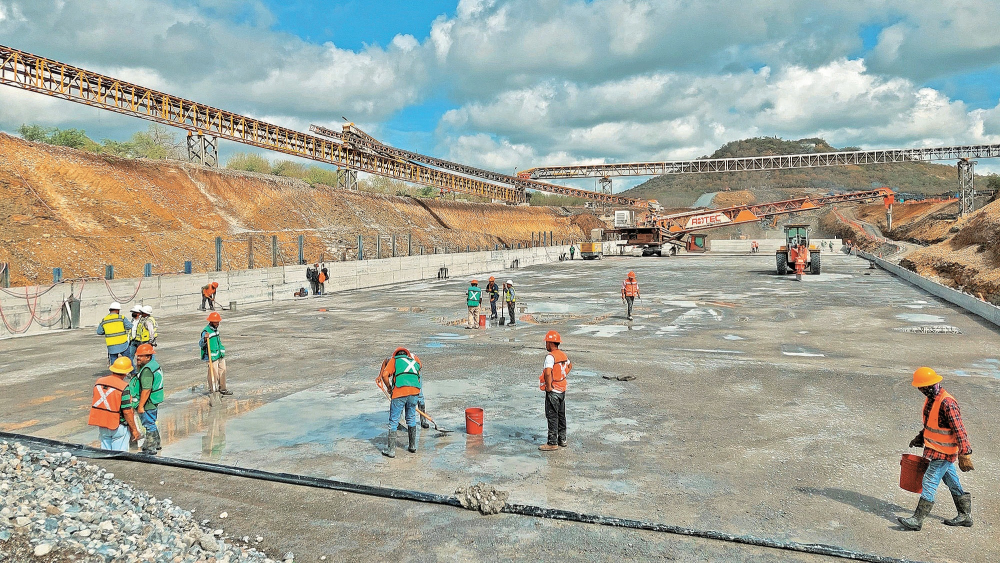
[465,407,484,435]
[899,454,929,493]
[479,314,486,328]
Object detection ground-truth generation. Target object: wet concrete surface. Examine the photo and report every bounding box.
[2,253,999,561]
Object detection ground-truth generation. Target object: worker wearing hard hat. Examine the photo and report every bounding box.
[126,305,144,364]
[466,279,483,329]
[201,312,231,397]
[141,305,158,347]
[503,280,516,326]
[621,271,639,321]
[377,347,424,457]
[898,367,975,531]
[538,331,572,451]
[88,356,141,452]
[130,343,164,454]
[485,277,500,321]
[199,281,219,311]
[96,302,133,366]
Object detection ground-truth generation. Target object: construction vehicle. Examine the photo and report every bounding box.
[579,241,603,260]
[776,224,820,277]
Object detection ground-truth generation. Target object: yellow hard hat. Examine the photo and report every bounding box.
[110,357,134,375]
[911,366,942,387]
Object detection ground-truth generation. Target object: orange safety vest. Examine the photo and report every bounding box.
[318,271,327,283]
[623,279,639,297]
[202,285,216,298]
[88,375,127,430]
[539,349,571,393]
[923,390,959,456]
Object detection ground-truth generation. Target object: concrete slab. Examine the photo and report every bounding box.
[1,253,997,562]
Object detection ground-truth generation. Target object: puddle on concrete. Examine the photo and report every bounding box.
[433,332,471,340]
[954,359,1000,379]
[781,345,825,357]
[426,342,447,348]
[662,300,699,308]
[663,348,745,355]
[572,325,643,337]
[529,303,579,313]
[896,313,946,323]
[722,335,744,341]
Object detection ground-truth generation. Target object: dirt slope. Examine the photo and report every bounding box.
[0,133,598,286]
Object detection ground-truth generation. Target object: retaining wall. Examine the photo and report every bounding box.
[853,248,1000,328]
[0,246,569,339]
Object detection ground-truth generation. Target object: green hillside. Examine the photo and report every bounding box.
[623,137,975,208]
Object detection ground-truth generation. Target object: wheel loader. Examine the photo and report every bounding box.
[776,224,820,277]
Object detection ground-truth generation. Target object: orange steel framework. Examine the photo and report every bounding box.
[0,44,532,202]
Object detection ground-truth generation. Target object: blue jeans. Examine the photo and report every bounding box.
[98,425,129,452]
[921,459,965,502]
[388,395,418,430]
[138,409,158,434]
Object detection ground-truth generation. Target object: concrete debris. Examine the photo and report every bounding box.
[602,375,637,381]
[454,483,509,515]
[0,440,277,562]
[894,325,963,334]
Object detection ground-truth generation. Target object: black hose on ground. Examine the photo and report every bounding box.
[0,432,922,563]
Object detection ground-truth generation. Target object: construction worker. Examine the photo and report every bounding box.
[485,276,500,320]
[319,263,329,295]
[538,331,572,451]
[201,312,231,396]
[622,271,639,321]
[898,367,975,531]
[378,347,423,457]
[307,263,319,296]
[199,281,219,311]
[88,356,141,452]
[130,343,164,455]
[126,305,144,363]
[141,305,158,347]
[466,279,482,329]
[503,280,516,326]
[96,302,133,366]
[569,244,576,260]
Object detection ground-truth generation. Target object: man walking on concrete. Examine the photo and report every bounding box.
[503,280,516,326]
[200,282,219,311]
[622,271,639,321]
[306,264,319,296]
[88,356,141,452]
[131,343,164,454]
[539,330,572,451]
[898,367,975,530]
[569,245,576,260]
[486,276,500,320]
[97,302,132,366]
[378,347,423,457]
[201,312,231,398]
[466,279,482,329]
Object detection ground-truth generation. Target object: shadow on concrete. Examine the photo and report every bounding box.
[795,487,919,524]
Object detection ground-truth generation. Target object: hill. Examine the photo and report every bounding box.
[623,137,975,208]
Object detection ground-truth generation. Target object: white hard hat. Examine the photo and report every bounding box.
[130,305,142,314]
[506,280,514,286]
[109,301,122,310]
[141,305,153,315]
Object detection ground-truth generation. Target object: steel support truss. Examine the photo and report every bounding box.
[958,158,976,216]
[186,132,218,167]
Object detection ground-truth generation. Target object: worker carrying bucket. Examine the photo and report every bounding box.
[897,367,975,531]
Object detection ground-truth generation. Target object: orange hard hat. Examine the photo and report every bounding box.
[135,343,156,356]
[471,279,478,284]
[544,330,561,344]
[912,367,942,387]
[627,271,635,279]
[211,282,219,288]
[207,312,222,322]
[489,276,495,281]
[110,356,133,375]
[392,347,411,358]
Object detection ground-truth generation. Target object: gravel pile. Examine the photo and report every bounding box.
[0,440,279,562]
[454,483,509,515]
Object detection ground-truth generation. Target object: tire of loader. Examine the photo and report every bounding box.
[776,252,789,275]
[810,251,821,275]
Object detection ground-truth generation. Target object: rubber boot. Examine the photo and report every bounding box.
[407,426,418,453]
[151,430,162,452]
[382,430,397,458]
[141,431,156,455]
[942,493,973,527]
[898,498,934,531]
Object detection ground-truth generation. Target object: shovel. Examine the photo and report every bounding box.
[379,385,454,433]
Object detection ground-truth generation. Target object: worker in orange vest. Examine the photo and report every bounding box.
[88,356,141,451]
[199,281,219,311]
[898,367,975,531]
[621,271,639,321]
[539,331,572,451]
[377,347,423,457]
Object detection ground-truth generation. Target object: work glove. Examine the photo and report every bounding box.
[958,454,975,472]
[908,435,924,448]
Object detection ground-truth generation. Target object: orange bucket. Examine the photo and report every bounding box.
[465,407,484,435]
[899,454,929,493]
[479,314,486,328]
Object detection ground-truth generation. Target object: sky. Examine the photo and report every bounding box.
[3,0,1000,190]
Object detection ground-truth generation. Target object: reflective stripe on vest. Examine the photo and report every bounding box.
[133,320,151,343]
[136,359,165,407]
[623,280,639,296]
[923,390,959,455]
[203,325,224,361]
[539,349,571,392]
[88,376,126,430]
[393,354,421,390]
[101,314,128,347]
[504,288,516,302]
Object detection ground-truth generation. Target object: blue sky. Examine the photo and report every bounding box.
[4,0,1000,185]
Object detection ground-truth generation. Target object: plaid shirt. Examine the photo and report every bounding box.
[919,391,972,462]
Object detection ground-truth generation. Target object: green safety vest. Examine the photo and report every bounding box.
[100,314,128,347]
[504,287,516,302]
[129,357,164,409]
[393,354,421,389]
[201,325,225,361]
[467,286,482,306]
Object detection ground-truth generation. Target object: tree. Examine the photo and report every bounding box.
[271,160,308,178]
[18,124,99,151]
[225,152,271,173]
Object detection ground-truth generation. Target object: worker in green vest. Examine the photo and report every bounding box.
[131,343,164,454]
[201,312,231,397]
[466,279,482,329]
[96,301,133,366]
[378,347,423,457]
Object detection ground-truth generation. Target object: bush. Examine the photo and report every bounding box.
[225,152,271,173]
